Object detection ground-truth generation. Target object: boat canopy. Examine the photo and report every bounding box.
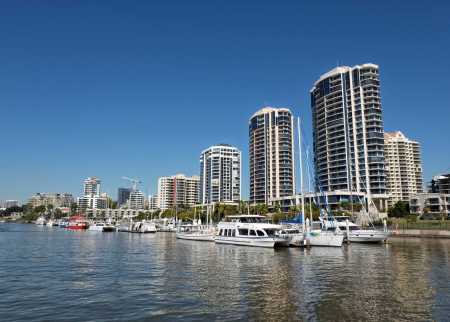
[280,214,304,225]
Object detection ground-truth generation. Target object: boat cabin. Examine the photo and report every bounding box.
[224,215,269,223]
[218,227,278,238]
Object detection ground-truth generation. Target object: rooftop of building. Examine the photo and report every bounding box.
[311,63,379,90]
[201,144,241,155]
[251,106,292,119]
[384,131,420,144]
[159,174,200,180]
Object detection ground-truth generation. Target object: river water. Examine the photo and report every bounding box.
[0,223,449,322]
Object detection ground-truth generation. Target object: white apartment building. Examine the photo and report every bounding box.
[200,144,241,205]
[2,200,19,209]
[148,195,159,211]
[84,177,101,196]
[78,177,107,210]
[77,196,108,210]
[157,174,200,210]
[310,64,387,211]
[410,193,450,217]
[384,131,423,206]
[129,190,145,210]
[249,107,295,204]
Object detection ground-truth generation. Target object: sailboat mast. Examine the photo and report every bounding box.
[297,117,306,232]
[306,148,313,223]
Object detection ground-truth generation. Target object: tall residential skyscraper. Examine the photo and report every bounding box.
[117,187,132,207]
[84,177,101,196]
[78,177,107,210]
[249,107,295,204]
[200,144,241,205]
[157,174,200,210]
[384,131,423,205]
[310,64,387,201]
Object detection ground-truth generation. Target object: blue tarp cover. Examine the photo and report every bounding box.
[280,214,304,224]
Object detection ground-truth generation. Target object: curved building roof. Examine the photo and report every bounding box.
[311,63,379,91]
[250,106,292,120]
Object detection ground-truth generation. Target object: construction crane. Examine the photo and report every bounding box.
[121,176,142,191]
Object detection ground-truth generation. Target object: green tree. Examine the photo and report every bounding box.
[339,201,351,211]
[53,208,64,219]
[388,201,410,218]
[305,202,320,220]
[46,204,54,215]
[33,205,46,214]
[136,211,150,221]
[274,203,282,214]
[161,208,175,218]
[108,199,118,209]
[288,205,298,217]
[70,203,78,215]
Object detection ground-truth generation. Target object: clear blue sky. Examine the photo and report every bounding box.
[1,1,449,202]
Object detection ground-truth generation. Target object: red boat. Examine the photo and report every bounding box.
[68,215,89,230]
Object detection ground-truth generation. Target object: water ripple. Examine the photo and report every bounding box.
[0,224,449,321]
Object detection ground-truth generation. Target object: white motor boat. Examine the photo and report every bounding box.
[214,215,286,248]
[119,220,157,233]
[88,222,116,232]
[133,221,157,233]
[176,222,216,241]
[324,216,388,243]
[155,218,177,232]
[276,226,305,247]
[59,219,69,228]
[35,217,46,225]
[46,219,55,226]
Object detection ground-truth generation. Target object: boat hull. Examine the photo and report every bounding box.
[176,233,215,241]
[214,236,285,248]
[68,224,88,230]
[288,234,305,247]
[88,226,104,231]
[118,222,156,233]
[307,231,344,247]
[347,230,388,243]
[102,226,117,232]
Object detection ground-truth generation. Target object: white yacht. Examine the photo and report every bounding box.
[88,222,116,232]
[119,220,157,233]
[324,216,388,243]
[59,219,69,228]
[133,221,157,233]
[176,220,216,242]
[214,215,286,248]
[35,217,46,225]
[156,218,177,232]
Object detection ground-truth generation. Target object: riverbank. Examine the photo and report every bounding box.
[390,229,450,238]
